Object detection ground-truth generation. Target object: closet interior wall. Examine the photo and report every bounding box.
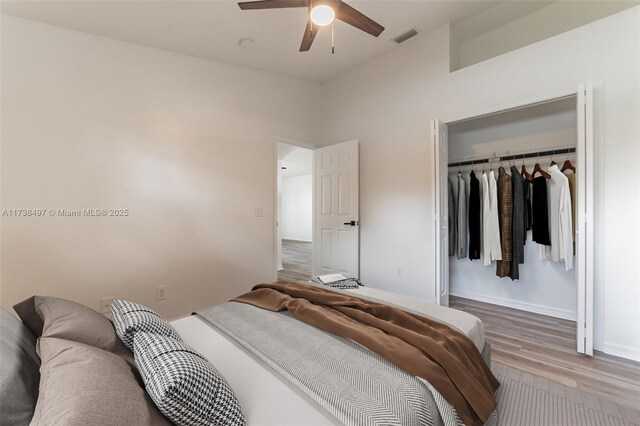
[448,97,578,320]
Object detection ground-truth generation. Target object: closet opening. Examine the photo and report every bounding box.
[431,84,595,356]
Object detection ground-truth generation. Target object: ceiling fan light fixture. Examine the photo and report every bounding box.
[310,4,335,26]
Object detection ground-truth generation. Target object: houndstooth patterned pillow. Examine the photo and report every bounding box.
[111,300,181,351]
[134,332,246,426]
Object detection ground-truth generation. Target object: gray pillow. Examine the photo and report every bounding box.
[0,308,40,425]
[134,332,245,426]
[13,296,131,358]
[111,300,181,351]
[31,337,172,426]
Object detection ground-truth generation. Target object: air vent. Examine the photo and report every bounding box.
[392,28,419,44]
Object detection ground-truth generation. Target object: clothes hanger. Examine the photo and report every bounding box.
[533,152,551,179]
[561,151,576,173]
[521,154,533,182]
[550,150,557,167]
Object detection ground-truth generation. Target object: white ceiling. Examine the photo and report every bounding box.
[0,0,515,83]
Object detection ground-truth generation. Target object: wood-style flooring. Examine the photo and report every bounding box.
[451,296,640,409]
[278,239,312,283]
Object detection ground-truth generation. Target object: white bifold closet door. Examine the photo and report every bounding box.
[431,81,595,356]
[577,82,595,356]
[432,119,450,307]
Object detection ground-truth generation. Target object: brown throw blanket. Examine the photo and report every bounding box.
[234,282,499,426]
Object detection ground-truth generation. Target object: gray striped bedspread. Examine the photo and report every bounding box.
[197,302,498,426]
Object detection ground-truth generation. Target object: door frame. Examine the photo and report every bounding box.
[431,84,596,355]
[273,135,316,282]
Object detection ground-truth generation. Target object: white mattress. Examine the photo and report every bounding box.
[171,288,485,425]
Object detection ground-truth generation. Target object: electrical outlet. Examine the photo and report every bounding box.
[255,207,264,217]
[100,297,114,314]
[156,286,167,301]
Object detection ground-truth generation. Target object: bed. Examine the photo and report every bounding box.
[171,283,492,426]
[4,282,497,426]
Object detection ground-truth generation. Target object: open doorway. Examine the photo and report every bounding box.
[277,142,314,283]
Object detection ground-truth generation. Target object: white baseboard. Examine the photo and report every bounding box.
[277,265,284,271]
[603,341,640,362]
[450,289,577,321]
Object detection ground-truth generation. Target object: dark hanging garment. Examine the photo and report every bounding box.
[448,179,456,256]
[532,176,551,245]
[496,167,512,278]
[468,171,481,260]
[523,179,532,244]
[510,166,525,280]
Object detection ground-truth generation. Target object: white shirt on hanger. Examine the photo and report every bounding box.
[457,173,467,259]
[540,165,573,270]
[482,171,502,266]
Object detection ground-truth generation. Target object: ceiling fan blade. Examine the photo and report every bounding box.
[336,2,384,37]
[238,0,308,10]
[299,19,319,52]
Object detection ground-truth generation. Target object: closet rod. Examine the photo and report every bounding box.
[448,147,576,168]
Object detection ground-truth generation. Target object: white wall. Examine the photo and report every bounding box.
[448,98,578,320]
[0,15,321,319]
[280,175,313,242]
[320,8,640,360]
[454,1,637,69]
[448,97,577,160]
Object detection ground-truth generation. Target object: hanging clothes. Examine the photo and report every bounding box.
[496,167,512,278]
[448,179,456,257]
[468,171,481,260]
[479,174,484,261]
[523,178,532,243]
[482,171,502,266]
[540,165,573,271]
[509,166,525,280]
[532,176,551,245]
[565,171,577,255]
[456,174,467,259]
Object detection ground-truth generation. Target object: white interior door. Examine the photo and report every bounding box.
[432,120,450,306]
[577,82,595,355]
[314,140,359,278]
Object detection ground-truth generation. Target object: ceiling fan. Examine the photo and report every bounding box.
[237,0,385,52]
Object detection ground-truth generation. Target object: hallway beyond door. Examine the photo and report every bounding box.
[278,240,312,283]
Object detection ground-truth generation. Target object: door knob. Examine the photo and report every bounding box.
[343,220,357,226]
